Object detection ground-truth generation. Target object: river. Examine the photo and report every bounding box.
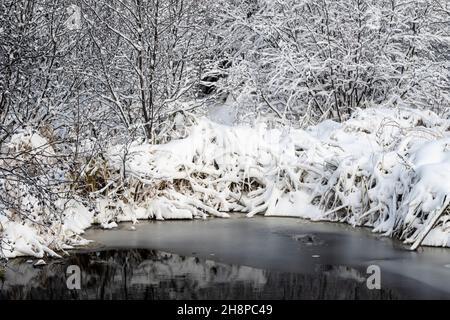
[1,216,450,299]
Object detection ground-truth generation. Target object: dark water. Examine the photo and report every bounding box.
[84,216,450,299]
[1,216,450,300]
[1,249,400,300]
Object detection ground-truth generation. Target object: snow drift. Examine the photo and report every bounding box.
[1,107,450,258]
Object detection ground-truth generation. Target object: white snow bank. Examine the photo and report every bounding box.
[102,107,450,249]
[2,107,450,258]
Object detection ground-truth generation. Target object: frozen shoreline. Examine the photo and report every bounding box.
[2,107,450,259]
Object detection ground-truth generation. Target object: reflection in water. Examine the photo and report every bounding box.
[0,249,400,300]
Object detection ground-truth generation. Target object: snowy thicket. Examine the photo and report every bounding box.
[213,0,450,123]
[2,107,450,258]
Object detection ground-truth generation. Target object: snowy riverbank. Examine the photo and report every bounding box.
[1,107,450,258]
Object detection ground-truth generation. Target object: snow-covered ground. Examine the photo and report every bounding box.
[1,107,450,258]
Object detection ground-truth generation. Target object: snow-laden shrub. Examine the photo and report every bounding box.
[0,128,94,258]
[309,109,450,248]
[213,0,450,123]
[0,129,60,258]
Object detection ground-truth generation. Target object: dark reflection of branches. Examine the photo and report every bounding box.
[1,249,402,300]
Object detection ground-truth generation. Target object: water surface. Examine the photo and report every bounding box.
[2,216,450,299]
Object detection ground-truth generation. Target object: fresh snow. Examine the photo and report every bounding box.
[1,107,450,258]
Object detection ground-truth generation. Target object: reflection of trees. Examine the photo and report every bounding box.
[1,249,400,299]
